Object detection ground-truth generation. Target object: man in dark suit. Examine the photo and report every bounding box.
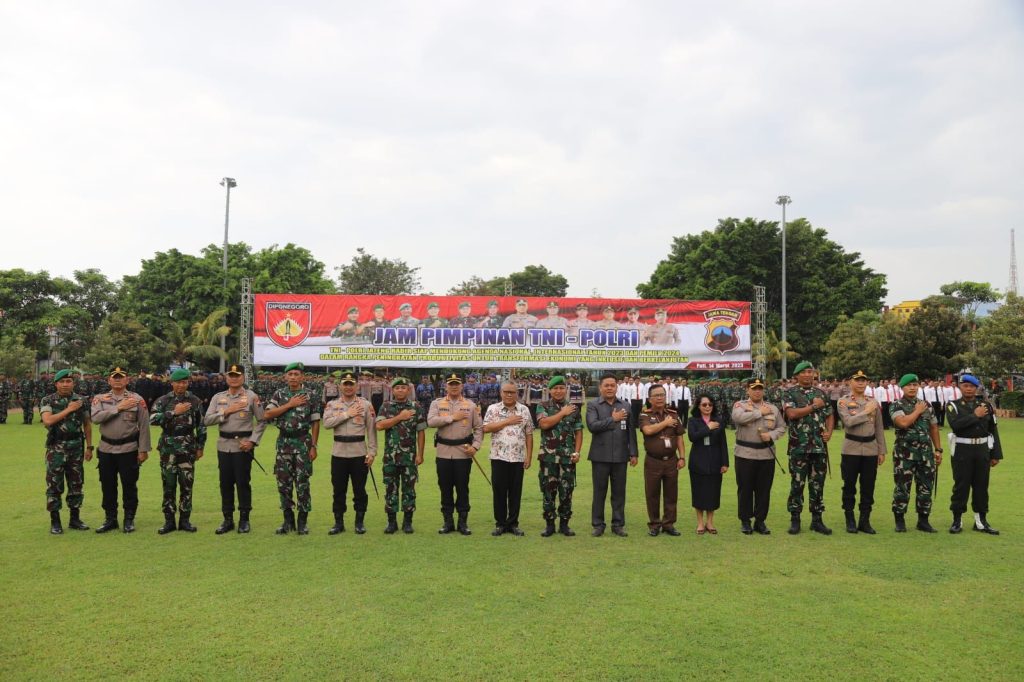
[586,374,638,536]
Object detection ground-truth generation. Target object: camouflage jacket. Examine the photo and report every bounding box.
[890,397,935,459]
[783,385,833,456]
[19,379,35,403]
[150,391,208,455]
[268,387,322,452]
[40,392,87,447]
[377,399,426,465]
[535,399,583,460]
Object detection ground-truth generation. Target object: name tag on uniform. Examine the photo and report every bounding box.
[704,437,710,446]
[620,420,626,431]
[664,437,672,449]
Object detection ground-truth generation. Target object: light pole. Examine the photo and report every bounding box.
[219,177,237,373]
[776,195,791,379]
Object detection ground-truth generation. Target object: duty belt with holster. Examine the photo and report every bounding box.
[735,439,772,449]
[435,435,473,447]
[101,434,140,446]
[220,430,252,439]
[844,433,876,443]
[334,435,365,443]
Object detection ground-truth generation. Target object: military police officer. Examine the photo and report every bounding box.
[150,368,207,534]
[40,369,94,534]
[946,374,1003,534]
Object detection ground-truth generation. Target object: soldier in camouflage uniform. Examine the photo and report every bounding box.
[449,301,477,328]
[535,376,584,537]
[19,371,36,424]
[263,362,321,535]
[783,361,835,535]
[359,304,390,340]
[40,369,94,534]
[149,368,208,534]
[475,300,504,328]
[419,302,447,329]
[0,374,9,423]
[889,374,942,533]
[330,306,362,339]
[375,377,427,533]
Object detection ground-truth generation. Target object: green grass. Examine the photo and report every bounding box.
[1,411,1022,680]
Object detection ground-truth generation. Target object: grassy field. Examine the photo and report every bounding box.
[1,409,1022,680]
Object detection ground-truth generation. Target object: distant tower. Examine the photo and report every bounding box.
[1011,229,1019,296]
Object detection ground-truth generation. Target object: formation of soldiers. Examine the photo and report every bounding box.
[31,360,1004,539]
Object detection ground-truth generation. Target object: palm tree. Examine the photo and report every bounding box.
[753,329,799,382]
[165,308,230,368]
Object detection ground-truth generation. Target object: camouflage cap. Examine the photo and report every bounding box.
[428,302,440,310]
[170,368,191,381]
[54,369,73,382]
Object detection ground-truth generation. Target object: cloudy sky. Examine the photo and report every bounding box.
[2,1,1022,305]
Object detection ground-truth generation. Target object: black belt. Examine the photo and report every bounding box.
[436,435,472,446]
[736,439,771,450]
[646,453,676,461]
[278,429,309,438]
[334,435,365,443]
[844,433,876,443]
[220,430,252,439]
[101,434,140,446]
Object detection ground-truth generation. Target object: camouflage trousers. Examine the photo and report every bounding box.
[539,458,576,521]
[275,451,313,512]
[892,451,935,515]
[45,446,85,512]
[21,401,33,424]
[160,455,195,514]
[383,459,418,514]
[787,452,828,514]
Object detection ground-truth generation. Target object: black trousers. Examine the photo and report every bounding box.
[932,402,945,427]
[436,458,472,515]
[97,451,140,515]
[735,456,775,522]
[218,451,253,513]
[331,456,369,515]
[950,446,991,514]
[830,401,840,427]
[491,459,524,528]
[630,399,643,427]
[840,454,878,512]
[591,461,628,529]
[370,394,384,414]
[880,405,893,429]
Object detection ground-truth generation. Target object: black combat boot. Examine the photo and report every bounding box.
[916,513,937,533]
[402,512,414,534]
[857,511,876,535]
[974,514,999,535]
[949,513,963,534]
[438,514,455,534]
[329,514,345,535]
[384,513,398,534]
[178,513,197,533]
[95,515,119,534]
[810,514,832,535]
[559,520,576,537]
[122,512,136,534]
[276,509,294,535]
[68,508,89,531]
[491,526,505,537]
[457,513,472,536]
[50,510,63,535]
[354,512,366,535]
[541,520,556,537]
[237,512,250,534]
[845,511,858,534]
[741,519,754,535]
[158,513,176,535]
[753,520,771,535]
[296,511,309,535]
[894,512,907,533]
[215,513,235,535]
[787,513,801,535]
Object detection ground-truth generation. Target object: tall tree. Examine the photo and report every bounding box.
[938,281,1001,319]
[54,269,120,366]
[447,276,502,297]
[447,265,569,298]
[336,248,421,295]
[637,217,887,365]
[974,293,1024,377]
[0,334,36,377]
[165,308,231,368]
[83,313,171,374]
[0,269,64,357]
[821,311,883,378]
[872,304,970,378]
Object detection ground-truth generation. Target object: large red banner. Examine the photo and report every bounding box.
[254,294,751,370]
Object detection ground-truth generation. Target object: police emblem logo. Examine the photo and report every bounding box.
[703,308,741,355]
[266,301,312,349]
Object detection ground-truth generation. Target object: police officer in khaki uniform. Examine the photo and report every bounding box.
[428,374,483,535]
[643,308,681,346]
[592,305,620,329]
[732,378,786,534]
[567,303,592,330]
[322,371,377,535]
[90,366,152,533]
[837,370,886,534]
[501,299,538,329]
[536,301,568,329]
[204,364,266,534]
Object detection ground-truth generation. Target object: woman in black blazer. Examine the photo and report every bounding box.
[687,394,730,534]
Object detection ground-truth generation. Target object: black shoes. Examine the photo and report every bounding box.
[916,514,937,533]
[491,526,505,537]
[178,513,197,533]
[894,513,907,533]
[662,527,681,536]
[68,508,89,531]
[276,509,295,535]
[384,513,398,535]
[402,512,414,534]
[788,514,801,535]
[96,516,119,534]
[329,514,345,535]
[541,520,556,537]
[296,511,309,535]
[845,511,858,534]
[559,520,576,537]
[611,527,628,537]
[753,520,771,535]
[950,513,963,534]
[810,514,832,535]
[237,512,251,534]
[50,510,63,535]
[354,512,366,535]
[591,527,605,537]
[158,513,176,535]
[973,514,1000,535]
[740,520,753,535]
[457,513,472,536]
[857,512,876,535]
[438,514,455,534]
[122,514,136,534]
[216,514,235,535]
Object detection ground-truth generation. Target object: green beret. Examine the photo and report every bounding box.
[347,306,359,314]
[548,375,566,389]
[458,301,471,309]
[399,303,412,311]
[284,362,305,373]
[170,369,191,381]
[793,361,814,375]
[54,369,73,382]
[428,302,440,310]
[488,300,499,307]
[898,373,919,388]
[373,304,385,311]
[391,377,410,388]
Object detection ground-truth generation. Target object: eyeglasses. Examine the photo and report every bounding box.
[699,402,713,407]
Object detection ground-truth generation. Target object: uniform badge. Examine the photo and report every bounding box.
[703,308,741,355]
[266,301,312,349]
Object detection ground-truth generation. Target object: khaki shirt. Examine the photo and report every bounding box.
[502,313,538,329]
[643,323,680,345]
[427,397,483,459]
[837,395,886,456]
[535,316,568,329]
[91,391,152,453]
[322,396,377,458]
[731,400,785,461]
[203,389,266,454]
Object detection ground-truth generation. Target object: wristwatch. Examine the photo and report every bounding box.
[935,448,944,453]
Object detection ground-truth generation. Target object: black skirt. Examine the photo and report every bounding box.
[689,471,723,511]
